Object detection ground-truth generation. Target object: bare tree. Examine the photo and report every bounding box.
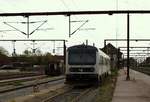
[0,46,9,56]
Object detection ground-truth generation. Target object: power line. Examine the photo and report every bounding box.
[59,0,92,37]
[71,0,79,10]
[3,20,49,38]
[59,0,70,11]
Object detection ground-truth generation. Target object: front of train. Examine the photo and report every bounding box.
[65,44,98,84]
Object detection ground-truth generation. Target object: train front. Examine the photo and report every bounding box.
[65,45,98,84]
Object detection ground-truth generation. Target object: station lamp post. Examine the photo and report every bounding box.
[126,13,130,80]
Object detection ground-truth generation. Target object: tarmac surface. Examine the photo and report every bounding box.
[112,68,150,102]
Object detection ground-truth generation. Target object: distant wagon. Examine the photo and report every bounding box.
[45,60,64,76]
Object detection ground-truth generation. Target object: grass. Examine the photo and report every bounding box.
[132,67,150,76]
[95,68,118,102]
[110,68,118,77]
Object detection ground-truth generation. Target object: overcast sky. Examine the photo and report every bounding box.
[0,0,150,56]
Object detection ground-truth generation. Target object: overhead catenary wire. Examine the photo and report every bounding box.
[59,0,70,11]
[4,20,47,24]
[59,0,91,37]
[115,0,119,48]
[3,20,48,36]
[71,0,80,11]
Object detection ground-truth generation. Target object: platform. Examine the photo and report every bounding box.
[112,68,150,102]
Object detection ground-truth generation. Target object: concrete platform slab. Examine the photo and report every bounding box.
[112,69,150,102]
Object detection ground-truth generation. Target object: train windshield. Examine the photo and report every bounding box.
[68,50,96,65]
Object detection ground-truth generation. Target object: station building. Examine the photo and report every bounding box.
[101,43,123,69]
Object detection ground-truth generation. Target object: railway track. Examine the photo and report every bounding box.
[71,87,95,102]
[0,71,43,80]
[41,85,73,102]
[0,76,65,93]
[42,85,96,102]
[0,75,47,86]
[0,76,65,102]
[132,67,150,76]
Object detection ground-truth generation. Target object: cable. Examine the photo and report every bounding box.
[59,0,92,38]
[59,0,70,11]
[71,0,79,10]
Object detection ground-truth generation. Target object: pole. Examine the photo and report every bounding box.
[63,40,66,74]
[117,48,120,69]
[27,16,29,38]
[32,40,35,53]
[126,13,130,80]
[68,15,71,37]
[123,54,124,68]
[12,40,16,56]
[53,41,55,54]
[104,40,106,47]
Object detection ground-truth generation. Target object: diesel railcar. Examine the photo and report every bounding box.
[65,44,110,84]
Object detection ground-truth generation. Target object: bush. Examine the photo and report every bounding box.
[110,68,118,77]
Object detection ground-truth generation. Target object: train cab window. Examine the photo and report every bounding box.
[68,50,96,65]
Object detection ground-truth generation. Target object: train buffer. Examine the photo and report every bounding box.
[112,69,150,102]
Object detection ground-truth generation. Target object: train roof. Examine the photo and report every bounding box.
[67,44,110,59]
[67,44,98,51]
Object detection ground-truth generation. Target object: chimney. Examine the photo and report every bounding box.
[93,43,95,47]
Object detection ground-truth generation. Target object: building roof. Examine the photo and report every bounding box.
[101,43,122,55]
[67,44,98,51]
